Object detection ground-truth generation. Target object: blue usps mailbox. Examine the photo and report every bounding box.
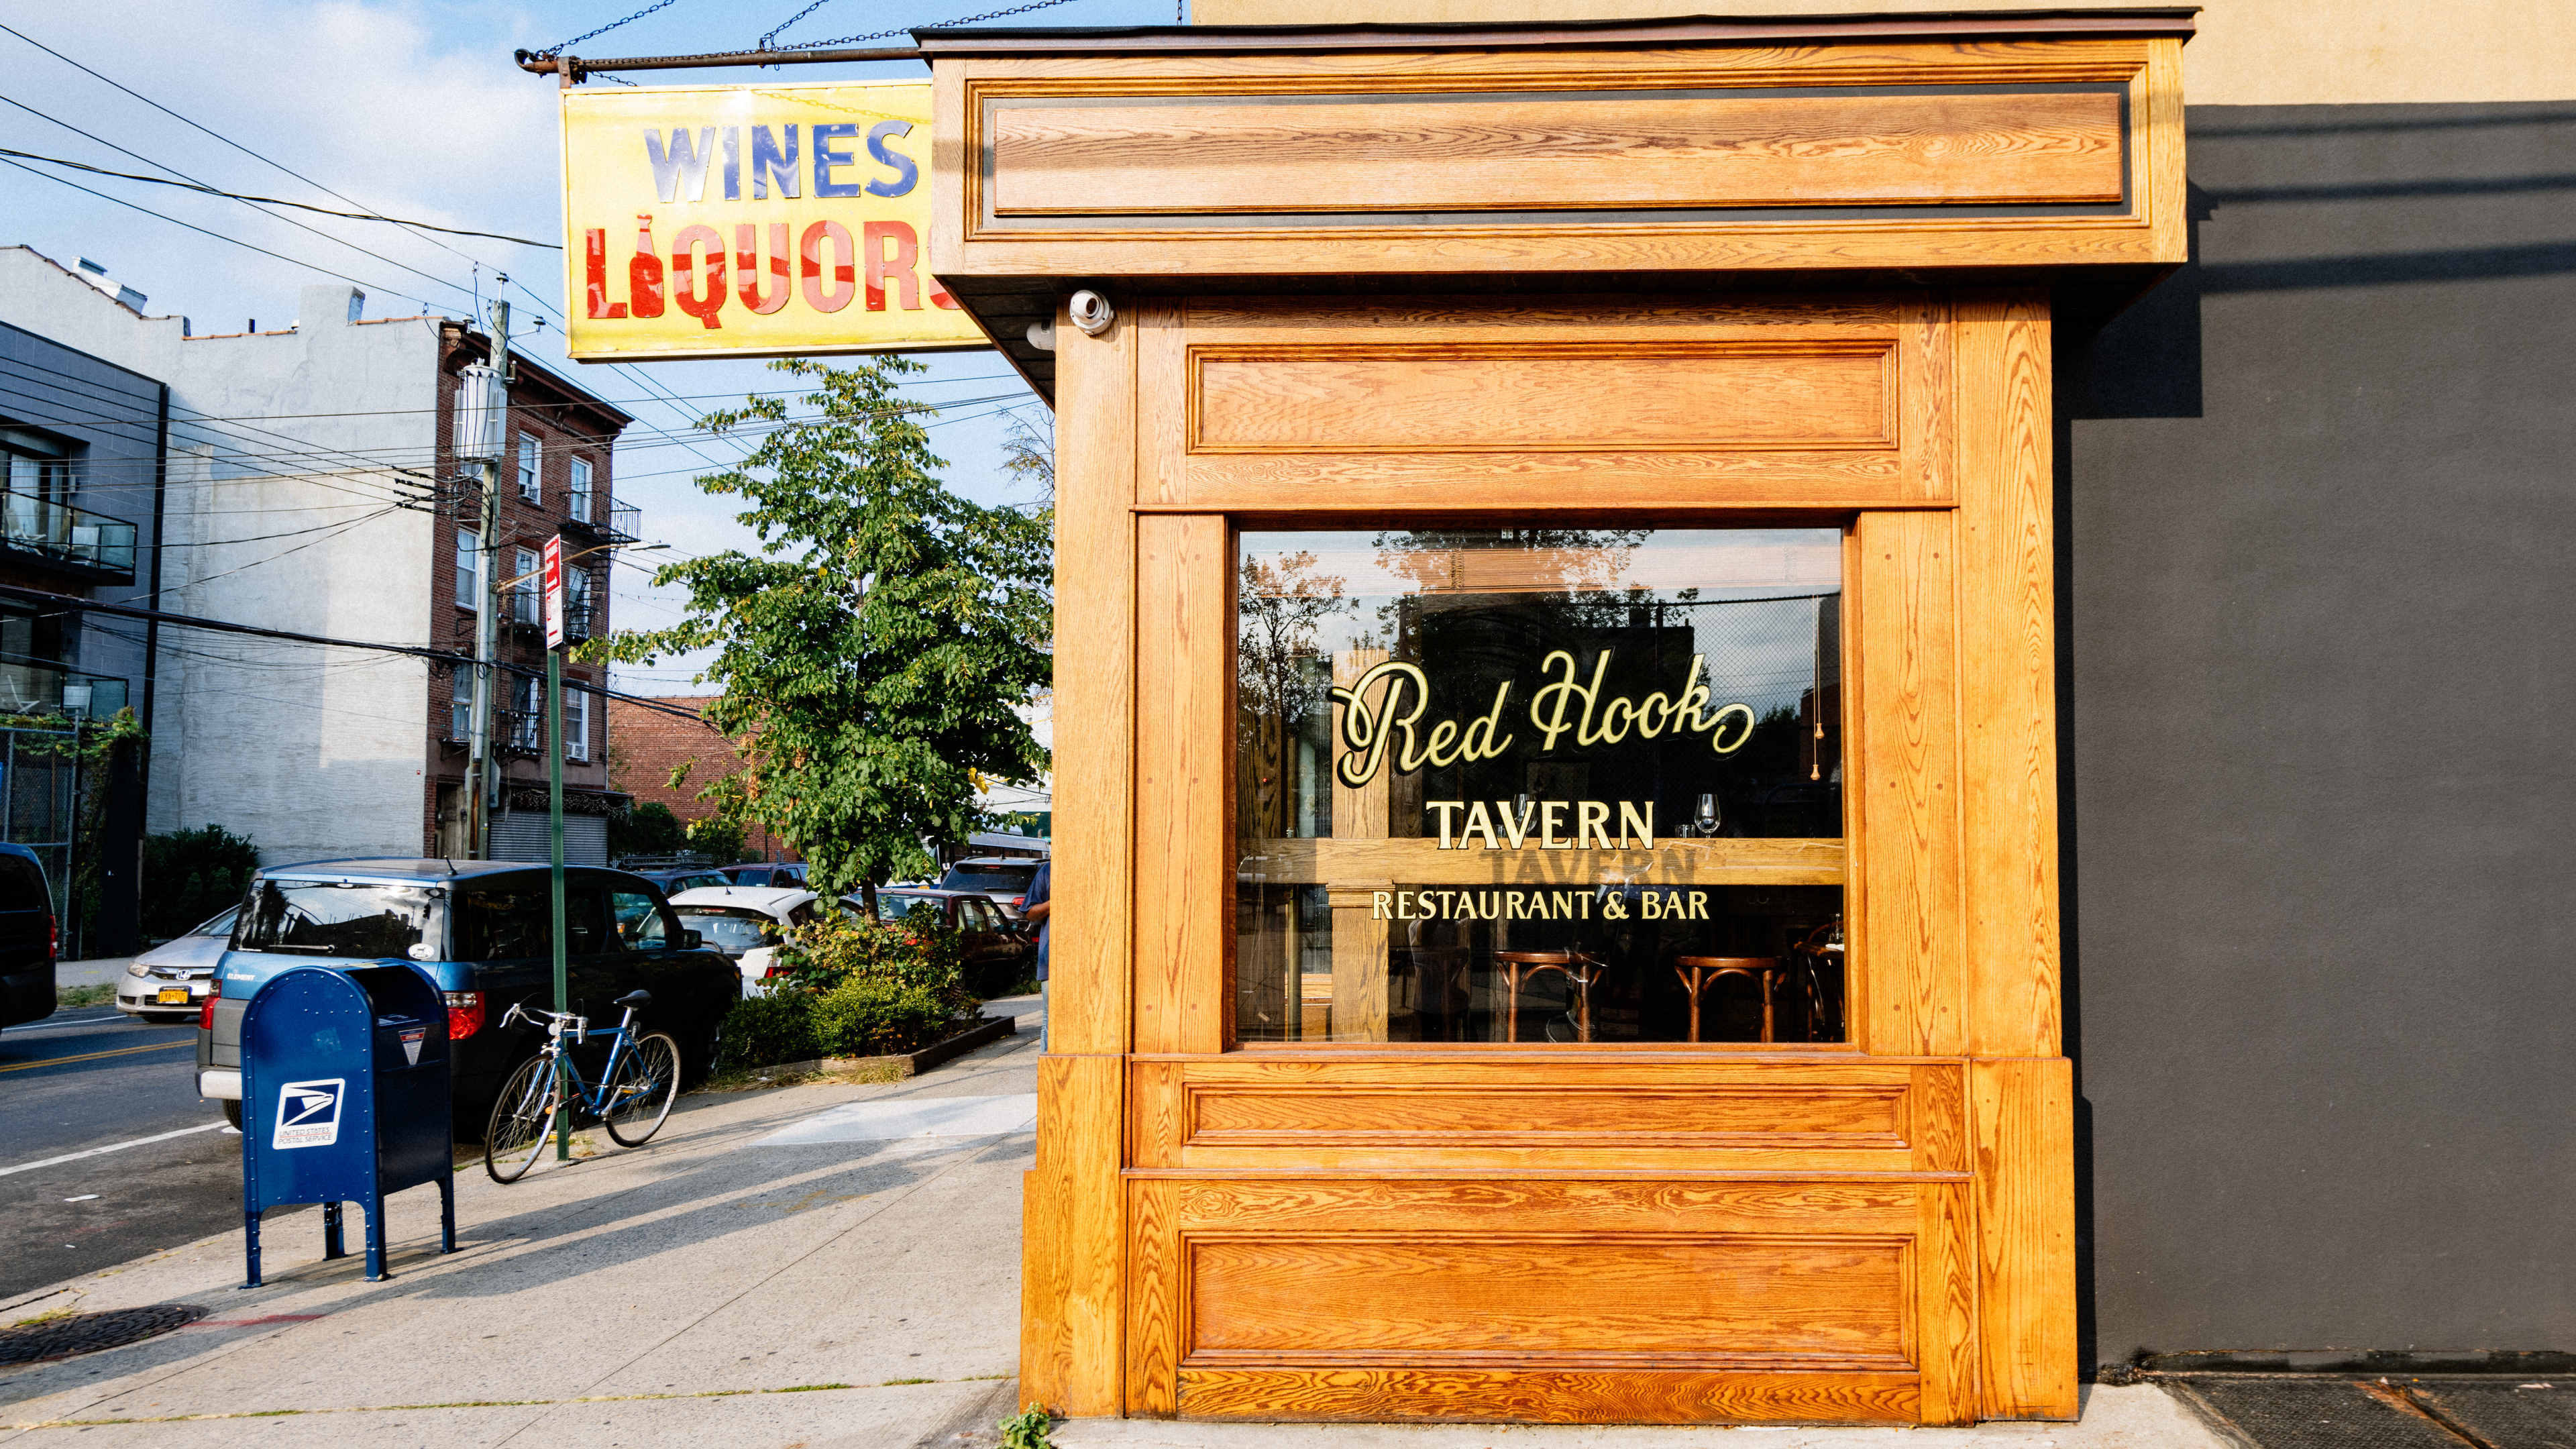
[239,964,456,1285]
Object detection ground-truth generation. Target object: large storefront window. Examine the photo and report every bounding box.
[1236,529,1844,1046]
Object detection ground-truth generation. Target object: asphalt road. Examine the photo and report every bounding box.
[0,1002,241,1303]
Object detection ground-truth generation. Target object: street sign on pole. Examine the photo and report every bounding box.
[542,536,566,651]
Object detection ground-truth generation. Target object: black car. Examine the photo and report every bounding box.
[0,844,55,1030]
[197,860,739,1135]
[724,861,809,889]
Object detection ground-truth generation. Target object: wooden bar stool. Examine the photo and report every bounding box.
[1491,950,1605,1042]
[1673,956,1786,1044]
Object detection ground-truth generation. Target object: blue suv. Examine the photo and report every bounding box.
[196,859,737,1134]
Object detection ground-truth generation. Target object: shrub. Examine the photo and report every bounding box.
[609,802,688,861]
[142,826,260,942]
[774,905,971,1016]
[810,976,952,1057]
[713,990,819,1073]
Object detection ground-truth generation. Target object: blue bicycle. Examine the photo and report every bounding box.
[484,989,680,1183]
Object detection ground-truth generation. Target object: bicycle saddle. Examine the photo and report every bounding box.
[614,989,653,1008]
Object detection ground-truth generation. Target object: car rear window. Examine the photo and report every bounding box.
[237,879,441,959]
[939,867,1035,893]
[0,853,46,913]
[674,907,777,955]
[875,894,948,924]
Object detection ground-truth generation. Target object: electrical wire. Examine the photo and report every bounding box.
[0,146,560,248]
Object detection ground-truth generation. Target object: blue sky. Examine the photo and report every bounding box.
[1,0,1170,694]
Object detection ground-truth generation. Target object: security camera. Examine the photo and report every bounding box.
[1069,290,1114,336]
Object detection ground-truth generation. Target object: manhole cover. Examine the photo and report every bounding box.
[0,1305,209,1365]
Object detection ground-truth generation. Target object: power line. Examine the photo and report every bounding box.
[0,583,713,723]
[0,145,560,248]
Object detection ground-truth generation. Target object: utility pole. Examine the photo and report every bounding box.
[543,533,570,1161]
[465,284,512,859]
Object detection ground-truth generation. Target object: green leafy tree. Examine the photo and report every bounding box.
[595,356,1052,905]
[608,801,688,861]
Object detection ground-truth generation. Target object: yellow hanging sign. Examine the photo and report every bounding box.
[557,80,987,360]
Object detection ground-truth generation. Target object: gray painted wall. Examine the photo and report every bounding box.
[2068,102,2576,1362]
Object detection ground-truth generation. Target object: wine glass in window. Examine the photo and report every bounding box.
[1695,792,1722,838]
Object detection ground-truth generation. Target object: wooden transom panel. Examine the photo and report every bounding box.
[1184,1234,1912,1367]
[1191,343,1893,453]
[987,89,2124,217]
[1140,296,1953,511]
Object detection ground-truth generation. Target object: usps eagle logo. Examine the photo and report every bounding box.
[272,1078,345,1149]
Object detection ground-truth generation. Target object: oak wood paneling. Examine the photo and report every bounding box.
[1954,292,2061,1059]
[1024,1053,1127,1416]
[1165,1177,1921,1236]
[1192,343,1895,453]
[991,91,2123,217]
[928,36,2188,280]
[1185,1234,1911,1366]
[1150,297,1950,511]
[1051,299,1138,1058]
[1133,1058,1961,1174]
[1917,1180,1982,1424]
[1134,511,1230,1056]
[1852,511,1966,1058]
[1173,1367,1921,1423]
[1972,1058,2077,1419]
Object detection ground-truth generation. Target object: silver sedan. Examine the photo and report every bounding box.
[115,908,235,1020]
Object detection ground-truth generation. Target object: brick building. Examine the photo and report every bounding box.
[606,694,796,863]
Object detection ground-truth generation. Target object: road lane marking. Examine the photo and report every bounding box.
[0,1040,193,1074]
[0,1120,228,1178]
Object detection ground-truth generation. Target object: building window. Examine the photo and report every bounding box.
[513,676,544,751]
[567,685,590,762]
[449,666,474,742]
[1232,528,1845,1047]
[567,565,596,639]
[516,435,541,502]
[569,455,593,523]
[513,547,539,625]
[455,529,481,609]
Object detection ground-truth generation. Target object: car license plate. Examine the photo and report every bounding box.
[156,987,191,1006]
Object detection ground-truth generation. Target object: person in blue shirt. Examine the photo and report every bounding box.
[1022,859,1050,1051]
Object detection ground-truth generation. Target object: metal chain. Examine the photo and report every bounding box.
[537,0,689,58]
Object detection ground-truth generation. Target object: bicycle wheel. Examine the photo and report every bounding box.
[484,1054,557,1183]
[602,1032,681,1147]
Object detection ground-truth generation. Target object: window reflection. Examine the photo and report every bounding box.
[1234,529,1845,1046]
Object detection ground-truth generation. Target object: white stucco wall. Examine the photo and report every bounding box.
[0,251,437,866]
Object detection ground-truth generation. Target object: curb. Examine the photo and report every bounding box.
[763,1012,1018,1081]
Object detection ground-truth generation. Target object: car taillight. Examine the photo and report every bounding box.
[199,991,218,1032]
[45,914,57,965]
[1010,897,1024,909]
[443,991,484,1040]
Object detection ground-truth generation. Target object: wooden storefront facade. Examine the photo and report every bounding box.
[921,10,2192,1424]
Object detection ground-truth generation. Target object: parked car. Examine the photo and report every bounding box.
[0,844,56,1030]
[668,885,833,996]
[625,863,736,896]
[861,887,1032,997]
[935,857,1046,921]
[724,861,809,889]
[115,908,237,1020]
[196,860,739,1135]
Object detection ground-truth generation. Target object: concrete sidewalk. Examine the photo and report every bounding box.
[0,991,2227,1448]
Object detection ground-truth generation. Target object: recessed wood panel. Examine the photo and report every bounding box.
[1174,1366,1921,1423]
[1185,1234,1911,1366]
[1132,1059,1966,1174]
[1191,344,1892,454]
[989,90,2123,219]
[1165,1177,1921,1236]
[1146,295,1951,510]
[1189,1085,1905,1147]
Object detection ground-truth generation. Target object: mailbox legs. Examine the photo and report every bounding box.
[364,1194,391,1281]
[438,1175,457,1255]
[323,1201,346,1260]
[242,1211,262,1289]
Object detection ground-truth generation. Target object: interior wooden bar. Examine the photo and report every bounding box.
[923,9,2187,1426]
